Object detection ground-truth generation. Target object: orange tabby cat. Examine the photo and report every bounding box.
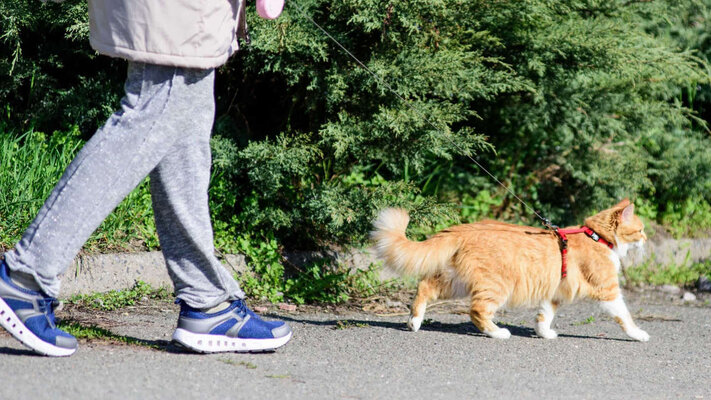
[371,199,649,341]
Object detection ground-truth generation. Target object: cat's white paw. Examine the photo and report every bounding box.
[486,327,511,339]
[627,328,650,342]
[535,327,558,340]
[407,316,423,332]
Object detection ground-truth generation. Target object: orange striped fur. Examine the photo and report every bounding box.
[371,199,650,341]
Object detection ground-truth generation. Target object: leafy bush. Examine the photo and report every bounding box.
[1,0,124,135]
[459,0,710,224]
[212,0,711,244]
[4,0,710,247]
[3,0,711,302]
[624,259,711,288]
[230,230,391,303]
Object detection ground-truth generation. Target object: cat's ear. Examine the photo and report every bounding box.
[619,203,635,223]
[614,198,631,210]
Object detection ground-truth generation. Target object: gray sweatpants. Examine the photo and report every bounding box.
[3,62,244,308]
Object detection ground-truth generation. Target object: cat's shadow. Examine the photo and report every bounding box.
[418,320,538,338]
[276,314,638,342]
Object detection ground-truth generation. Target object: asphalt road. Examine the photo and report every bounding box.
[1,290,709,400]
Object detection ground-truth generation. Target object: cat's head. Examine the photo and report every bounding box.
[584,199,647,256]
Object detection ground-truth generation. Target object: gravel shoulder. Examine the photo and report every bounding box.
[0,289,709,400]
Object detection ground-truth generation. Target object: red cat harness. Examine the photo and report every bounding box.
[554,227,614,279]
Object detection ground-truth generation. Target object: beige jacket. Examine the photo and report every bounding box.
[88,0,247,69]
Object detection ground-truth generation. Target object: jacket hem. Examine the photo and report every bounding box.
[90,39,238,69]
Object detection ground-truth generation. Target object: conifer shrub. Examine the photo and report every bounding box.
[2,0,710,253]
[214,0,711,245]
[0,0,123,135]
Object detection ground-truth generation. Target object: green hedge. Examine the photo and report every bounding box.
[2,0,711,253]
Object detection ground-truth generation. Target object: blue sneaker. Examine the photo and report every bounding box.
[172,299,292,353]
[0,261,78,356]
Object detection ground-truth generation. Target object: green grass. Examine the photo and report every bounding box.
[636,197,711,239]
[2,128,709,305]
[333,320,368,330]
[624,259,711,288]
[67,280,173,311]
[1,129,82,247]
[235,231,406,304]
[57,321,163,350]
[265,374,291,379]
[2,128,400,306]
[573,316,596,326]
[0,128,159,252]
[660,199,711,239]
[218,359,258,369]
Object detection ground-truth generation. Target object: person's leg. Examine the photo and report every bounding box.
[3,62,204,297]
[0,62,235,356]
[2,61,290,355]
[147,67,244,309]
[147,68,291,352]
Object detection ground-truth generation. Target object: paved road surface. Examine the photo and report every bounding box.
[1,290,709,399]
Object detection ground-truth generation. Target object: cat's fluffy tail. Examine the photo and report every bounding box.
[370,208,458,277]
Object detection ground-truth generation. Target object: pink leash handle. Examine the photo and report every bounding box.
[256,0,284,19]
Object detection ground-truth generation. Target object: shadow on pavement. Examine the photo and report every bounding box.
[0,345,45,357]
[275,314,636,342]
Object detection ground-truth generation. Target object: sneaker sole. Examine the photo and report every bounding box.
[171,328,292,353]
[0,297,76,357]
